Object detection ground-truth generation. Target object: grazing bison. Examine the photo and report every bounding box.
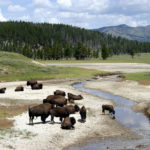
[80,106,86,122]
[50,107,70,123]
[0,88,6,93]
[102,104,115,115]
[54,90,66,96]
[28,103,53,125]
[65,105,80,114]
[43,95,67,107]
[31,83,43,90]
[61,117,76,129]
[15,86,24,92]
[27,80,37,86]
[68,93,83,101]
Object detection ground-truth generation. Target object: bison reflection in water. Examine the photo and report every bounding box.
[0,87,6,93]
[61,117,76,129]
[102,104,115,118]
[28,103,53,125]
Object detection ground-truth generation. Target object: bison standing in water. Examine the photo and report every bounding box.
[26,80,37,86]
[68,93,83,101]
[15,86,24,92]
[54,90,66,96]
[80,106,86,122]
[0,88,6,93]
[102,104,115,118]
[61,117,76,129]
[28,103,53,125]
[31,83,43,90]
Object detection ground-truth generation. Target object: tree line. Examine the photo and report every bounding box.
[0,21,150,60]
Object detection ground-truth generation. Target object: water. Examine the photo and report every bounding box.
[69,82,150,150]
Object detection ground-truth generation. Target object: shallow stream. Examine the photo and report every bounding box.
[68,82,150,150]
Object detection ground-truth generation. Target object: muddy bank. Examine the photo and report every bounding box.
[0,79,137,150]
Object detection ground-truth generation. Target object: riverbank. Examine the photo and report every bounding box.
[0,79,136,150]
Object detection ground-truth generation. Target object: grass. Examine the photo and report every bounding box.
[39,53,150,64]
[124,72,150,85]
[0,51,101,82]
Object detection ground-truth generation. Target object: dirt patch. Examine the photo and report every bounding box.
[0,119,14,129]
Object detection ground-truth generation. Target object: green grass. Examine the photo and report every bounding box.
[124,72,150,85]
[39,53,150,64]
[0,51,100,82]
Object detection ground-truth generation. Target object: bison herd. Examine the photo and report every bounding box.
[0,79,115,130]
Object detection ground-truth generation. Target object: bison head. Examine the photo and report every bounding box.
[79,95,83,99]
[43,99,47,103]
[75,105,80,112]
[70,117,76,125]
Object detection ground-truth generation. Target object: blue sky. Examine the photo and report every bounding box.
[0,0,149,29]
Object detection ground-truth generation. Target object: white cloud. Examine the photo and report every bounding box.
[0,9,7,21]
[8,5,26,12]
[57,0,72,7]
[32,0,52,8]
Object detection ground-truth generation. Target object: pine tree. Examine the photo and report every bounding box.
[101,43,109,60]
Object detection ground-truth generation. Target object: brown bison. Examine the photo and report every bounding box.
[28,103,53,125]
[61,117,76,129]
[27,80,37,86]
[43,95,67,107]
[15,86,24,92]
[50,107,70,123]
[102,104,115,115]
[0,88,6,93]
[65,105,80,114]
[80,106,86,122]
[54,90,66,96]
[31,83,43,90]
[68,93,83,101]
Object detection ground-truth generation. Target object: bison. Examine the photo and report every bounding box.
[80,106,86,122]
[31,83,43,90]
[15,86,24,92]
[54,90,66,96]
[102,104,115,116]
[65,105,80,114]
[28,103,53,125]
[61,117,76,129]
[27,80,37,86]
[0,88,6,93]
[43,95,67,107]
[68,93,83,101]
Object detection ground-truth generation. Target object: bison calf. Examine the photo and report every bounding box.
[102,104,115,118]
[0,88,6,93]
[61,117,76,129]
[15,86,24,92]
[68,93,83,101]
[54,90,66,96]
[27,80,37,86]
[80,106,86,122]
[28,103,53,125]
[31,83,43,90]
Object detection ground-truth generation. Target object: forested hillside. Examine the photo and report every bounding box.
[0,21,150,60]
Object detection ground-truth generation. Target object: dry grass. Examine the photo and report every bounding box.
[0,99,38,129]
[138,80,150,85]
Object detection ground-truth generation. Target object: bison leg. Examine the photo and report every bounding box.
[41,115,46,123]
[59,117,63,122]
[51,115,54,124]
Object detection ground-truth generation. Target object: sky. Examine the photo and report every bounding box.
[0,0,150,29]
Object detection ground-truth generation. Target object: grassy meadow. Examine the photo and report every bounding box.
[0,51,101,82]
[39,53,150,64]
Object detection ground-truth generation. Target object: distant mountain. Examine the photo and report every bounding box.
[95,24,150,42]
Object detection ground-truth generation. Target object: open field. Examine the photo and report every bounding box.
[39,53,150,64]
[0,51,100,82]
